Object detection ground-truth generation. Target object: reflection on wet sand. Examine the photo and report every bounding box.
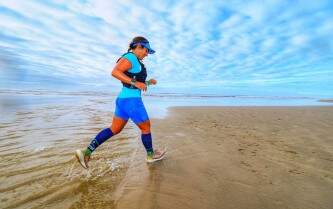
[0,93,140,209]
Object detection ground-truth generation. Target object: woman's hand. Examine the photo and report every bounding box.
[149,79,157,85]
[134,82,147,91]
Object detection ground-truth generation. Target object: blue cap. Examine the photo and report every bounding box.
[132,41,155,54]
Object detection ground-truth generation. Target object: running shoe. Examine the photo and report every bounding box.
[146,148,166,163]
[75,149,90,169]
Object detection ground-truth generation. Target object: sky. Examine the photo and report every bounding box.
[0,0,332,97]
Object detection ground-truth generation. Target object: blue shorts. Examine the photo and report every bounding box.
[114,97,149,124]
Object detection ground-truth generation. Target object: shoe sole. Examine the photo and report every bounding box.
[146,150,166,163]
[75,150,88,169]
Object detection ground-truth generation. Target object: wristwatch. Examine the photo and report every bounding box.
[130,78,136,86]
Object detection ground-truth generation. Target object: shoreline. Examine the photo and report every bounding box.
[157,105,333,121]
[319,99,333,103]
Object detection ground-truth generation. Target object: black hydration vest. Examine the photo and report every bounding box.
[116,52,147,89]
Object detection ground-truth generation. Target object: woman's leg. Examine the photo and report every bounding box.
[137,119,151,134]
[128,98,164,161]
[136,120,165,162]
[85,116,128,155]
[136,120,154,156]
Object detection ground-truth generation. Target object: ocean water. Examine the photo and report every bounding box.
[143,93,332,119]
[1,89,331,121]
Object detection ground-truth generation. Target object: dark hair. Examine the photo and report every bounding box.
[127,36,149,52]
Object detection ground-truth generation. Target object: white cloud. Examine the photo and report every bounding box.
[0,0,332,95]
[290,34,308,46]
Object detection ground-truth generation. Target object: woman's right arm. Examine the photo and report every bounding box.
[111,58,147,91]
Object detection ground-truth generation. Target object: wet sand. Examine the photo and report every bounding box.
[113,106,333,209]
[1,105,333,209]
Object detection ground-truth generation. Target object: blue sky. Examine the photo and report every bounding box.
[0,0,332,97]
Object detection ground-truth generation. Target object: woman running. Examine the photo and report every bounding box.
[75,36,166,169]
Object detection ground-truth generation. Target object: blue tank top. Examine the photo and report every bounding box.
[117,52,142,98]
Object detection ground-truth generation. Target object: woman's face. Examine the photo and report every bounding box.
[135,44,149,60]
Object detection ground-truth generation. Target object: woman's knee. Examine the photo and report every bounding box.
[141,127,150,134]
[138,120,151,134]
[110,123,125,135]
[110,127,122,135]
[110,116,127,135]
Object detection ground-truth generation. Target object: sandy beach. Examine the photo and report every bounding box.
[1,105,333,209]
[113,106,333,209]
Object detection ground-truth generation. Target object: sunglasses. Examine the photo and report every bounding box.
[141,45,149,53]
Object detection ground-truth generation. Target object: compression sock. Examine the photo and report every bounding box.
[86,128,114,155]
[141,133,154,156]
